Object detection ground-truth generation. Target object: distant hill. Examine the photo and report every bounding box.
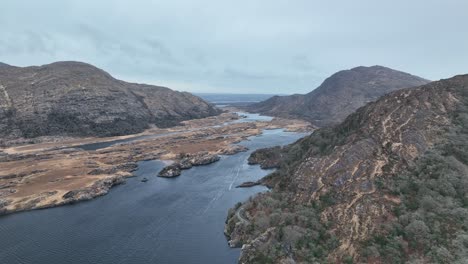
[0,61,220,141]
[0,62,13,68]
[247,66,429,126]
[195,93,279,107]
[227,74,468,263]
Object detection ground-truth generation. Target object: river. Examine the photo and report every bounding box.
[77,112,272,151]
[0,128,306,264]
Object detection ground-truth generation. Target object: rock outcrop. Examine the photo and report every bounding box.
[247,66,429,127]
[0,61,221,143]
[248,146,284,169]
[158,152,221,178]
[226,74,468,263]
[218,145,249,155]
[0,173,131,215]
[185,152,221,166]
[158,164,182,178]
[62,175,126,202]
[236,181,261,188]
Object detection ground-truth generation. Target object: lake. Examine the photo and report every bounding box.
[77,112,274,151]
[0,129,306,264]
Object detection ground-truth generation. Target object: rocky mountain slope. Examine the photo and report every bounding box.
[226,74,468,263]
[0,61,220,143]
[247,66,429,127]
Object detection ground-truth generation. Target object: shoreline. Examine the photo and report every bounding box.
[0,110,312,216]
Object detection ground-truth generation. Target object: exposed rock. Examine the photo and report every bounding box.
[236,181,260,188]
[1,109,305,215]
[248,146,283,169]
[62,175,126,202]
[0,173,129,216]
[0,189,16,197]
[218,145,249,155]
[178,158,193,169]
[246,66,429,127]
[0,61,221,144]
[0,175,130,215]
[159,152,221,178]
[239,228,278,262]
[0,199,11,214]
[227,74,468,263]
[88,162,138,175]
[186,152,221,166]
[0,172,28,180]
[158,164,182,178]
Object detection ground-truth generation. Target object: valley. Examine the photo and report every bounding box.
[225,74,468,263]
[0,112,309,264]
[2,1,467,263]
[0,109,312,215]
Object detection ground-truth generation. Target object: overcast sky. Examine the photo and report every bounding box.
[1,0,467,94]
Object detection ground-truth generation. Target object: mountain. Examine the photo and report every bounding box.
[247,66,430,127]
[226,74,468,263]
[0,61,220,141]
[0,62,12,67]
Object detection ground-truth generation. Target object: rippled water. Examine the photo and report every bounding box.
[0,129,307,264]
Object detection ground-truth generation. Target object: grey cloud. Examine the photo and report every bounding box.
[143,39,180,66]
[1,0,467,93]
[0,31,53,55]
[222,68,278,81]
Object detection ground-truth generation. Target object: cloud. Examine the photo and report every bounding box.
[0,0,467,93]
[222,68,277,81]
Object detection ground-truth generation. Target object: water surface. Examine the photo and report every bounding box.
[0,129,306,264]
[77,112,271,151]
[232,112,273,123]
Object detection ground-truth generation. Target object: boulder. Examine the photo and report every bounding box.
[179,158,193,169]
[236,181,260,188]
[158,164,182,177]
[189,153,220,166]
[219,145,249,155]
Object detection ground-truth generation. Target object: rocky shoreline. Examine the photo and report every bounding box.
[247,146,284,169]
[0,147,250,216]
[235,181,261,188]
[0,172,132,216]
[159,152,222,177]
[0,111,312,216]
[158,147,250,178]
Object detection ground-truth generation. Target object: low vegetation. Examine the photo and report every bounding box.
[227,78,468,263]
[232,192,340,263]
[361,86,468,263]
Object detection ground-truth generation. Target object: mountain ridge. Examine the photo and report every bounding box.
[247,65,430,127]
[0,61,221,144]
[226,74,468,263]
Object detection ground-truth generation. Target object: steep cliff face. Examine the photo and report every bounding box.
[247,66,429,127]
[226,74,468,263]
[0,61,220,142]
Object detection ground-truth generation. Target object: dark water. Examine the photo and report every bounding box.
[77,112,272,152]
[78,132,175,151]
[232,112,273,123]
[0,129,306,264]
